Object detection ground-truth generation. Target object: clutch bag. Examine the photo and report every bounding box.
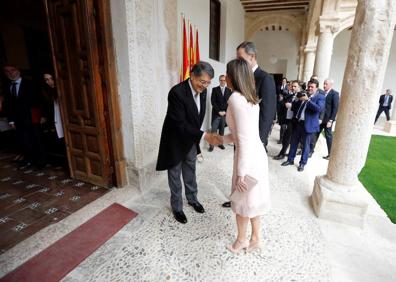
[230,174,258,202]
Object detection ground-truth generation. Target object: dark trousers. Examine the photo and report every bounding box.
[15,124,46,165]
[279,119,294,155]
[287,121,312,165]
[167,145,198,212]
[310,123,333,155]
[374,106,390,123]
[211,116,226,136]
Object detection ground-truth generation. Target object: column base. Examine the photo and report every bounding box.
[383,120,396,134]
[311,175,368,228]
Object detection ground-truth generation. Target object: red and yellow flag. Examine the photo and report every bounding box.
[181,18,189,81]
[195,28,200,64]
[189,23,195,70]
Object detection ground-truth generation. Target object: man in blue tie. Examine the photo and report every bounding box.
[374,89,393,124]
[281,79,325,171]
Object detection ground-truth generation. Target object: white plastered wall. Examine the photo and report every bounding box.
[252,30,299,79]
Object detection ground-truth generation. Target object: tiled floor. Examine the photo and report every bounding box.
[0,152,110,253]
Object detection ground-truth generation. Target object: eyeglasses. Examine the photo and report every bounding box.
[199,79,211,87]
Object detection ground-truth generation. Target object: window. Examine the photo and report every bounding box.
[209,0,221,61]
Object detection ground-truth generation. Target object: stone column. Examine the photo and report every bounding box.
[302,46,316,82]
[384,103,396,133]
[313,22,336,83]
[297,46,305,80]
[311,0,396,227]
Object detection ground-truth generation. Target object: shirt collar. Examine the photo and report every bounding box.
[188,79,198,96]
[13,77,22,84]
[252,64,258,72]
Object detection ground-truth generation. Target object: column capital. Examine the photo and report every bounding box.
[318,16,341,34]
[304,45,316,53]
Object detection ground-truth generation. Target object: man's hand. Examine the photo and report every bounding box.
[219,111,226,116]
[326,121,333,128]
[285,102,292,109]
[204,132,223,145]
[300,95,309,101]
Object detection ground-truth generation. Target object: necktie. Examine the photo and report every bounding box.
[296,101,307,120]
[11,82,17,97]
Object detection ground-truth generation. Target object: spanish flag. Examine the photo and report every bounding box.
[181,18,189,81]
[189,23,195,70]
[195,28,200,63]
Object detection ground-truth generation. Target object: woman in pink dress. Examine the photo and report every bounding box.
[215,59,271,253]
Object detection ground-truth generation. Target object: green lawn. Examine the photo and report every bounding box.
[359,135,396,223]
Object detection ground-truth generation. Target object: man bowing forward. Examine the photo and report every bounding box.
[156,62,215,224]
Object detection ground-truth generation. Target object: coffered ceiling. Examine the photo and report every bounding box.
[240,0,311,13]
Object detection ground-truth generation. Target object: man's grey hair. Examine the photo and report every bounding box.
[236,41,257,56]
[324,78,334,84]
[191,61,214,79]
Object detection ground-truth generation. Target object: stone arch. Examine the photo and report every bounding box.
[246,14,303,42]
[334,14,355,37]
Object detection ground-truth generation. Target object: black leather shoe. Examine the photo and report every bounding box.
[273,154,285,160]
[208,146,214,152]
[222,201,231,208]
[188,202,205,213]
[281,161,294,166]
[218,145,225,150]
[298,164,305,171]
[173,210,187,224]
[323,155,330,160]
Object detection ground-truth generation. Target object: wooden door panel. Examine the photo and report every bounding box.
[46,0,113,187]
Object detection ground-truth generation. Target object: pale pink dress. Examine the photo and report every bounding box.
[223,92,271,218]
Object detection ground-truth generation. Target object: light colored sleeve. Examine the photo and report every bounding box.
[228,95,249,177]
[222,106,234,144]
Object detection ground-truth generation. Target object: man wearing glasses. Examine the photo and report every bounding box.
[156,61,216,224]
[208,75,232,152]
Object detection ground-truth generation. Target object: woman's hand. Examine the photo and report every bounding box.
[236,176,247,192]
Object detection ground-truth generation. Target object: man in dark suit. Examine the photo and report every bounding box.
[310,79,339,160]
[156,62,215,224]
[209,75,232,152]
[2,65,44,168]
[236,41,277,148]
[374,89,393,123]
[273,80,300,160]
[222,41,276,208]
[281,79,325,171]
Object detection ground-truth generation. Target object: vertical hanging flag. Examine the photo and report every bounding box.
[182,17,189,81]
[189,23,195,70]
[195,28,200,64]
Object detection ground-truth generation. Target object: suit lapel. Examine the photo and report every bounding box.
[183,80,200,123]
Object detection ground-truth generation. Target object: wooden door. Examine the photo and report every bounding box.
[45,0,114,187]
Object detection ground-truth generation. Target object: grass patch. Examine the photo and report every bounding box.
[359,135,396,223]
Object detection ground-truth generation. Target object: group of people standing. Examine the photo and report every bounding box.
[0,65,64,170]
[156,41,275,253]
[154,39,357,254]
[275,76,340,171]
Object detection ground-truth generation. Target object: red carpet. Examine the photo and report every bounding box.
[1,203,137,282]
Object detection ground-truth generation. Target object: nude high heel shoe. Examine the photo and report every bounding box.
[227,239,249,254]
[247,240,262,253]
